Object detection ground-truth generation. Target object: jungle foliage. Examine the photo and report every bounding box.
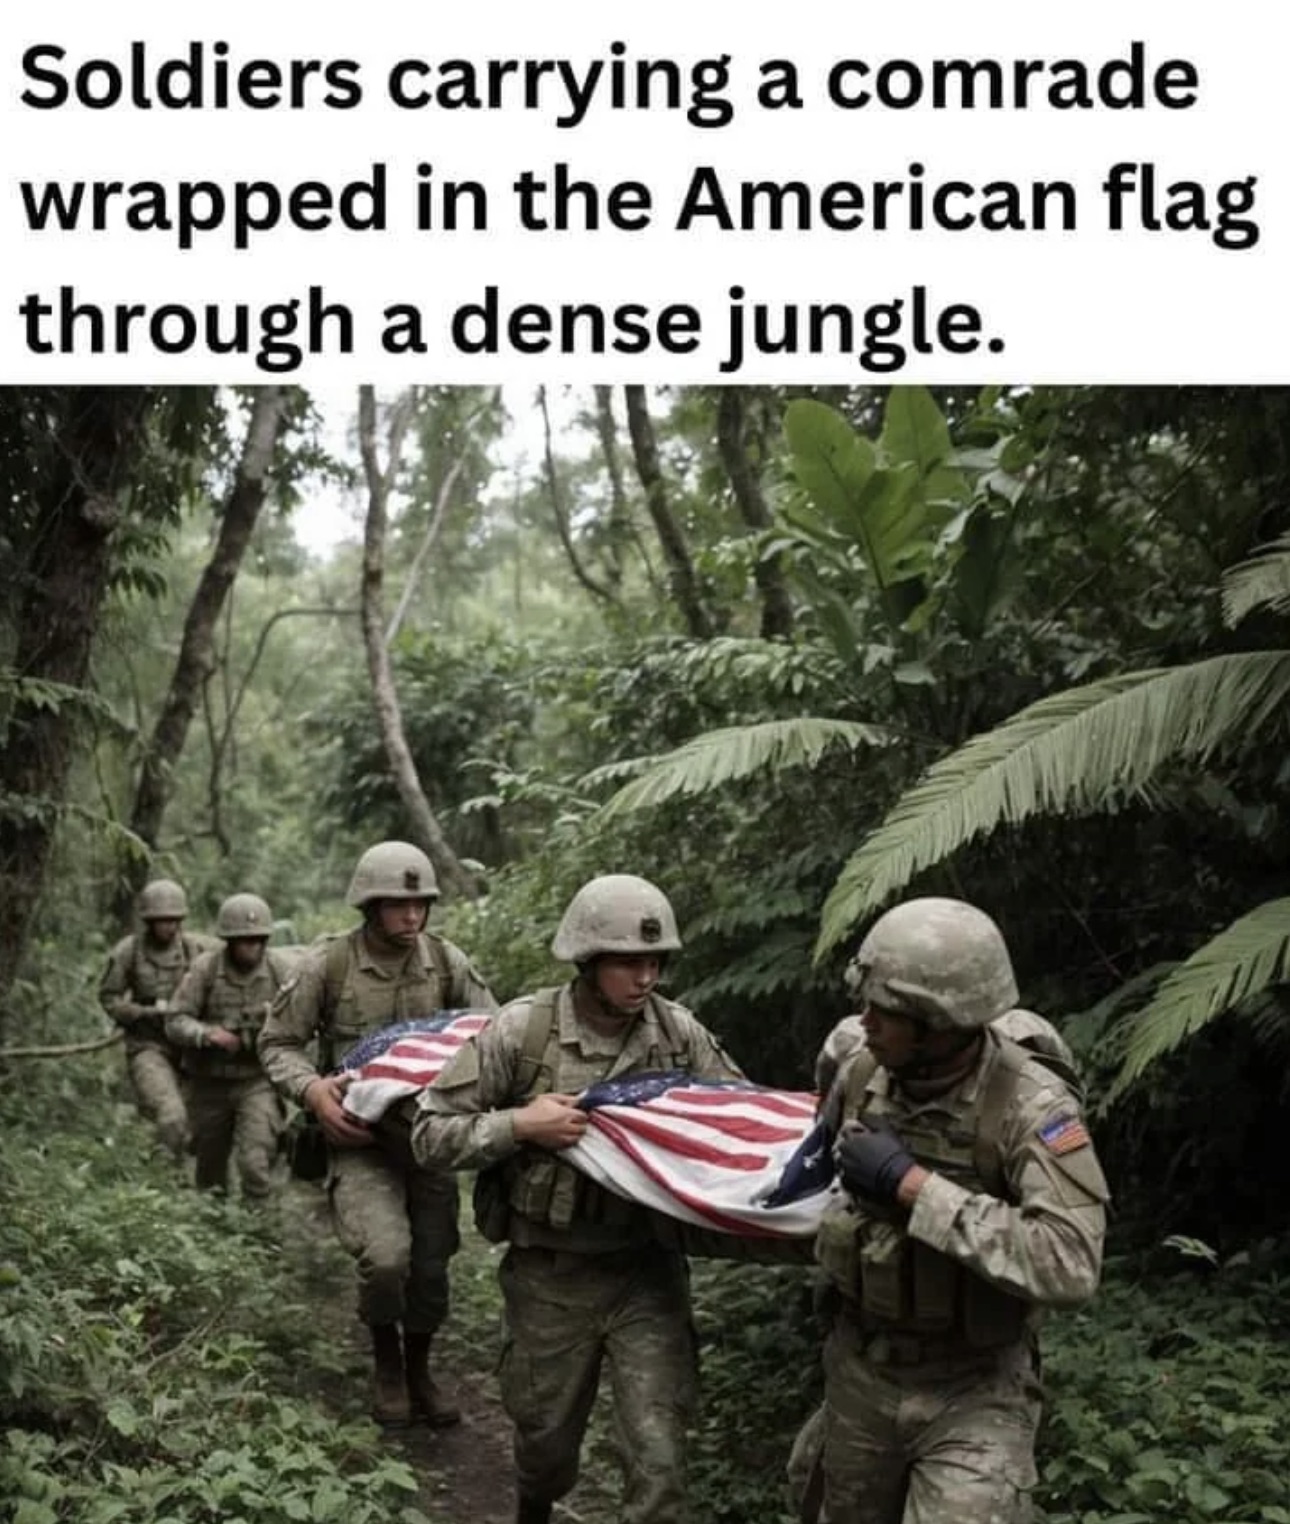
[2,382,1289,1521]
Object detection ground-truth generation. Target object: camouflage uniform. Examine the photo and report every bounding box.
[789,1007,1086,1522]
[814,898,1108,1524]
[259,923,496,1327]
[99,879,213,1160]
[413,874,742,1524]
[166,896,289,1202]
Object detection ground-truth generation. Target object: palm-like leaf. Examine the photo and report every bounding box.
[1108,898,1290,1099]
[590,718,893,820]
[1222,533,1290,626]
[817,651,1290,954]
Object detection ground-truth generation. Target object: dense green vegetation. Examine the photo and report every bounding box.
[2,383,1288,1520]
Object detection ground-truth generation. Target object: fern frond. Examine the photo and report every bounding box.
[592,718,893,820]
[816,652,1290,955]
[1108,898,1290,1099]
[1222,533,1290,626]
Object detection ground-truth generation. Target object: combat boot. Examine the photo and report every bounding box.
[403,1329,462,1428]
[370,1323,412,1428]
[515,1498,553,1524]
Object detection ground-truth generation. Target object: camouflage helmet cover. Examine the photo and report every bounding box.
[847,897,1018,1032]
[137,878,188,920]
[346,841,439,908]
[216,892,273,939]
[551,874,682,963]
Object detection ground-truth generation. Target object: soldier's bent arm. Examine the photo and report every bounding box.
[411,1005,530,1170]
[99,938,147,1025]
[906,1080,1109,1309]
[257,951,329,1103]
[164,953,220,1048]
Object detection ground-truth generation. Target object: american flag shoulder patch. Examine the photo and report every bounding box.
[1038,1113,1091,1155]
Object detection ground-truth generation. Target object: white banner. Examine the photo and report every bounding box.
[0,2,1284,380]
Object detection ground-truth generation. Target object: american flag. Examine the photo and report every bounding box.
[338,1018,835,1240]
[338,1012,493,1121]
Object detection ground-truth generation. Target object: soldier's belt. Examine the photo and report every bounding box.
[844,1310,1010,1368]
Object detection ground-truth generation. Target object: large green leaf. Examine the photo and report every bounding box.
[1108,898,1290,1099]
[879,387,967,522]
[589,717,894,819]
[816,651,1290,955]
[783,400,927,593]
[1222,532,1290,626]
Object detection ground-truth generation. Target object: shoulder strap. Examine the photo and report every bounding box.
[514,988,560,1101]
[645,994,692,1066]
[421,931,453,995]
[311,933,352,1074]
[321,933,351,1017]
[972,1035,1031,1198]
[263,948,291,994]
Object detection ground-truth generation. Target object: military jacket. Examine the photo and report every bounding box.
[817,1029,1108,1341]
[99,931,216,1053]
[412,984,742,1251]
[166,947,290,1079]
[257,926,497,1105]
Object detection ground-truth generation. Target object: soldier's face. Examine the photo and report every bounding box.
[860,1005,923,1071]
[227,937,267,971]
[146,917,182,946]
[371,897,432,947]
[593,953,661,1016]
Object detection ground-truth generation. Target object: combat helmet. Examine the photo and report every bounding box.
[137,878,188,920]
[846,897,1018,1032]
[346,841,439,908]
[216,893,273,939]
[551,874,682,963]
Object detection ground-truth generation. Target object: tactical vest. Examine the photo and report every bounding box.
[315,929,453,1067]
[815,1033,1041,1349]
[181,949,291,1080]
[473,988,693,1248]
[125,933,204,1050]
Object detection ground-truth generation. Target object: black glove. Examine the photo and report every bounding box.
[836,1121,917,1202]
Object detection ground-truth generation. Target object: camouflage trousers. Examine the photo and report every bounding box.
[821,1314,1041,1524]
[186,1073,284,1200]
[498,1243,698,1523]
[329,1145,460,1333]
[125,1043,190,1160]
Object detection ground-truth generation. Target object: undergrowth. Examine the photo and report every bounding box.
[4,1042,1289,1524]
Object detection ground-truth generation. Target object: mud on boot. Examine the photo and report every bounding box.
[370,1322,412,1428]
[403,1329,461,1428]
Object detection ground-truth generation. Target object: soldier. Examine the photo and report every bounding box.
[789,1003,1086,1522]
[165,893,291,1202]
[412,873,743,1524]
[257,840,497,1431]
[814,897,1108,1524]
[99,877,213,1162]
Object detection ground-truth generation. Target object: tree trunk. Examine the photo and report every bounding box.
[0,390,154,1018]
[716,388,795,639]
[119,387,293,919]
[591,385,629,587]
[358,386,482,901]
[540,386,621,607]
[622,386,715,639]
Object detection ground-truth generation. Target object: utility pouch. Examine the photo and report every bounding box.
[472,1166,512,1243]
[814,1198,864,1298]
[284,1110,330,1183]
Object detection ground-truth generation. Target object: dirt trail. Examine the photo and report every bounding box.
[279,1180,612,1524]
